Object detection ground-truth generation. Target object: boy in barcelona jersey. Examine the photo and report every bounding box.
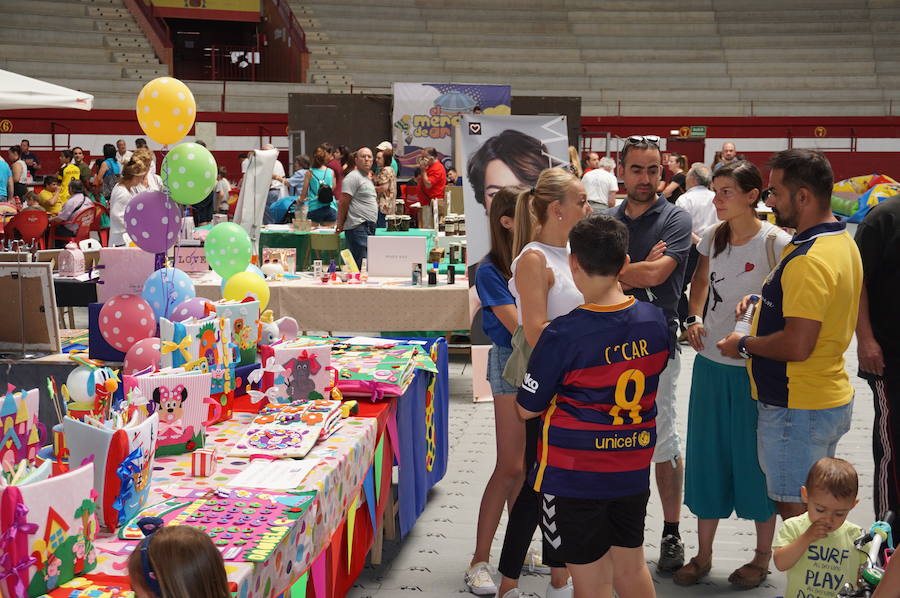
[517,214,671,598]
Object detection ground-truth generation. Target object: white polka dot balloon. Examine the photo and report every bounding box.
[123,336,162,375]
[98,294,156,352]
[161,142,218,205]
[142,267,196,321]
[124,190,182,254]
[135,77,196,145]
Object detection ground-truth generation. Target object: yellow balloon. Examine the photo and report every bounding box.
[135,77,197,146]
[222,271,270,311]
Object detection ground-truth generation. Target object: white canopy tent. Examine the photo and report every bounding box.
[0,69,93,111]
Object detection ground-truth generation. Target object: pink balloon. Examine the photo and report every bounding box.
[170,296,209,322]
[123,337,162,375]
[98,294,156,352]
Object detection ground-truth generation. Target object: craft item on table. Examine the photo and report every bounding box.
[36,575,134,597]
[118,489,316,563]
[96,247,157,304]
[0,387,44,470]
[257,310,299,347]
[256,342,332,404]
[123,368,216,456]
[225,458,320,491]
[87,303,127,363]
[63,412,158,532]
[57,242,85,277]
[61,355,120,420]
[207,299,260,366]
[261,247,296,274]
[230,362,263,414]
[229,399,342,458]
[158,314,231,370]
[0,463,99,598]
[330,343,437,399]
[190,447,217,477]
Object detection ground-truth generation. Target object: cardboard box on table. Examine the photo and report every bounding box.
[63,412,158,532]
[123,368,218,456]
[0,463,100,598]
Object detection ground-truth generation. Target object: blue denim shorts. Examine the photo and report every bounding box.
[487,344,518,395]
[756,400,853,503]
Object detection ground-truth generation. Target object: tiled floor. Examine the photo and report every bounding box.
[349,339,876,597]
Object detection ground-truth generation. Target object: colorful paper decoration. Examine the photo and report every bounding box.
[230,399,342,458]
[63,413,158,531]
[0,388,43,470]
[159,315,232,370]
[255,343,332,404]
[38,575,134,597]
[190,447,217,477]
[123,368,214,456]
[57,242,85,277]
[208,299,260,367]
[119,489,315,563]
[0,463,99,598]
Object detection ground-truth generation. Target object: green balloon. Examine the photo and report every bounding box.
[161,142,218,205]
[205,222,252,279]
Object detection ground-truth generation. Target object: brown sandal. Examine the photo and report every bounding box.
[728,550,771,589]
[673,557,712,586]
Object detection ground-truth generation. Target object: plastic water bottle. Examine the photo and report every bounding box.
[734,295,760,335]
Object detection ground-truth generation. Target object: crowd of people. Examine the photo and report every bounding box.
[467,135,899,598]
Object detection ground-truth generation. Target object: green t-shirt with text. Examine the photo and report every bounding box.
[774,513,865,598]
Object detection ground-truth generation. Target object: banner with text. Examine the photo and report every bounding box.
[391,83,511,176]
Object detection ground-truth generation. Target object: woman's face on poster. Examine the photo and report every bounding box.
[483,158,522,212]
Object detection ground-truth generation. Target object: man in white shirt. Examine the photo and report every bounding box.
[581,155,619,211]
[115,139,132,171]
[262,144,286,225]
[676,163,718,243]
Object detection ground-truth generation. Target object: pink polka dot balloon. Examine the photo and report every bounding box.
[124,190,182,254]
[170,296,209,322]
[98,293,156,352]
[123,337,162,375]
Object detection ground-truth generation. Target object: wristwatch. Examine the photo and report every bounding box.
[684,315,703,327]
[738,335,753,359]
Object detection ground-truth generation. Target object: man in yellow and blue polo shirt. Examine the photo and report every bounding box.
[718,149,862,520]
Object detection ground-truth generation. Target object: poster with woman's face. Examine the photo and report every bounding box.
[460,115,569,267]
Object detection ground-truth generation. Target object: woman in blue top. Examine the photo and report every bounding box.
[299,145,337,224]
[92,143,120,227]
[466,185,527,595]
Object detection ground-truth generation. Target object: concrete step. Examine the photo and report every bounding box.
[727,61,876,76]
[570,22,718,35]
[0,0,87,17]
[585,61,728,77]
[740,88,886,102]
[431,31,578,48]
[87,5,131,17]
[5,59,163,80]
[581,48,725,61]
[302,2,569,24]
[716,8,871,22]
[876,61,900,74]
[305,29,435,46]
[730,74,879,89]
[718,20,871,35]
[723,47,875,62]
[104,34,153,49]
[750,101,890,117]
[314,16,571,34]
[714,0,868,9]
[575,35,723,49]
[566,0,713,9]
[0,11,134,32]
[601,88,741,102]
[340,56,588,77]
[417,0,567,9]
[568,9,716,23]
[722,33,866,48]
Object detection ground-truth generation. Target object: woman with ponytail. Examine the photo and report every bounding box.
[492,167,590,598]
[676,161,790,588]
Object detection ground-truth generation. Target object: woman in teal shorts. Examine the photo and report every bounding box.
[675,161,791,588]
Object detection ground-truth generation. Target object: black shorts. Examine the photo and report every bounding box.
[539,491,650,565]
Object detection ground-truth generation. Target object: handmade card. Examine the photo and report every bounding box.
[63,413,159,531]
[208,299,260,366]
[255,342,332,404]
[229,399,342,458]
[0,387,43,470]
[0,463,99,598]
[118,488,316,562]
[330,342,437,399]
[123,369,214,456]
[158,315,232,370]
[96,248,156,304]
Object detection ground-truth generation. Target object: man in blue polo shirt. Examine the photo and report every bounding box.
[609,134,693,572]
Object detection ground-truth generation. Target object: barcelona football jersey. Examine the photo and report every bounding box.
[517,298,671,499]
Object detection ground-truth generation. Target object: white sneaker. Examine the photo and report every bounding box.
[545,578,573,598]
[502,590,541,598]
[465,561,498,596]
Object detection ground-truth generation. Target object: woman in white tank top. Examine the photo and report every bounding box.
[509,168,592,347]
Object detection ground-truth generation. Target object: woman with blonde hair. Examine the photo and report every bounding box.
[491,167,591,598]
[567,146,583,178]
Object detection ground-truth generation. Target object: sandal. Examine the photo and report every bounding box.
[673,557,712,586]
[728,550,771,589]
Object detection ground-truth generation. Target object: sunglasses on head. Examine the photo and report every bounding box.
[625,135,661,146]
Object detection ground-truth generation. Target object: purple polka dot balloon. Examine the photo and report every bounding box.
[170,296,209,322]
[125,190,182,254]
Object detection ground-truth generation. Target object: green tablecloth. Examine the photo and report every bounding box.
[259,228,438,272]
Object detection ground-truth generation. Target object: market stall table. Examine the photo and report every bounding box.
[91,414,378,598]
[191,273,470,333]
